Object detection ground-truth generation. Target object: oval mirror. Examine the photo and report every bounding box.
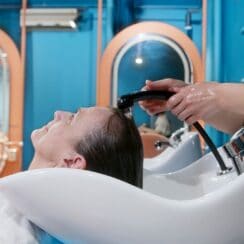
[98,22,203,136]
[0,29,23,177]
[112,34,192,134]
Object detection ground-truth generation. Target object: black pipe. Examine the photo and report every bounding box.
[193,122,229,171]
[117,90,230,172]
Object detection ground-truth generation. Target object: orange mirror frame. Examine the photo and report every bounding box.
[0,30,23,177]
[97,21,203,106]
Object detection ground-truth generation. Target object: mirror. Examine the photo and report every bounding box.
[111,34,192,136]
[0,48,9,134]
[0,29,23,177]
[98,22,203,138]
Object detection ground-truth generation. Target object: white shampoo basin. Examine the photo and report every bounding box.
[144,131,202,174]
[0,149,243,244]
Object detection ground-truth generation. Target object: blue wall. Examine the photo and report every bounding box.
[0,0,203,169]
[0,0,243,168]
[0,1,108,168]
[23,9,101,168]
[206,0,244,147]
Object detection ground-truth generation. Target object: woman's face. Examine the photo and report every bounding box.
[31,107,112,164]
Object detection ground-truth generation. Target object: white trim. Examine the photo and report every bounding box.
[0,49,9,134]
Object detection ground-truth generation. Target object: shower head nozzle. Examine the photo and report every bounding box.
[117,96,134,110]
[117,90,174,111]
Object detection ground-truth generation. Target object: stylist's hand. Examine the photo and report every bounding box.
[168,82,220,124]
[139,78,186,115]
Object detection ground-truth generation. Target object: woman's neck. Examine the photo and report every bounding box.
[28,154,57,170]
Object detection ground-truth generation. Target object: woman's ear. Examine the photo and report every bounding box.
[63,154,86,169]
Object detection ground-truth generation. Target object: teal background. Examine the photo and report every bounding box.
[0,0,243,168]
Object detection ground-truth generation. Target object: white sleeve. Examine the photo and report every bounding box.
[0,193,39,244]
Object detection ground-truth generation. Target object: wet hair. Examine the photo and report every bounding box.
[75,108,143,188]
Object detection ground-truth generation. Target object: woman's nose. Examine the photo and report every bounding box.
[54,111,72,121]
[54,111,63,121]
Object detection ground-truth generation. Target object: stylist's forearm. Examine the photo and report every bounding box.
[219,84,244,117]
[205,83,243,134]
[206,111,243,134]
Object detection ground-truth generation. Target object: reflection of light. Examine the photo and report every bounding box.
[69,20,77,29]
[135,57,143,64]
[185,25,192,30]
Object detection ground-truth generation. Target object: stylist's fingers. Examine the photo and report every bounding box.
[139,100,167,114]
[139,82,149,109]
[140,100,165,108]
[146,104,167,115]
[145,79,166,90]
[171,100,187,116]
[166,92,184,110]
[140,78,186,115]
[169,86,183,93]
[181,103,202,124]
[138,100,152,110]
[185,115,199,125]
[146,78,185,90]
[145,79,168,90]
[177,107,195,121]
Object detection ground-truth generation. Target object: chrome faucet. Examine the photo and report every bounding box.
[223,127,244,175]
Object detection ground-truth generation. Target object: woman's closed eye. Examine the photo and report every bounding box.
[72,108,83,122]
[67,114,75,124]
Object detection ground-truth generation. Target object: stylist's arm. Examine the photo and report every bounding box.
[140,79,244,134]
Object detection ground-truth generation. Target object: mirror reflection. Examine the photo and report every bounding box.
[0,48,9,134]
[112,34,192,137]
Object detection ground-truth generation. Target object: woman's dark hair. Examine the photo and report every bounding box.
[75,108,143,188]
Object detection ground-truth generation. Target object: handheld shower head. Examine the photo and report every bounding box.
[117,90,174,111]
[117,90,232,174]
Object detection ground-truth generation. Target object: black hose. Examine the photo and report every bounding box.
[193,122,229,171]
[117,90,230,172]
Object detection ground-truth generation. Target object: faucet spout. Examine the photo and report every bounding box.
[223,127,244,175]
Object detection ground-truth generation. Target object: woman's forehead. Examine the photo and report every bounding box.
[81,106,112,115]
[77,106,113,122]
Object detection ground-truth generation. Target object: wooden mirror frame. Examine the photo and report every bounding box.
[0,30,23,177]
[97,21,203,106]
